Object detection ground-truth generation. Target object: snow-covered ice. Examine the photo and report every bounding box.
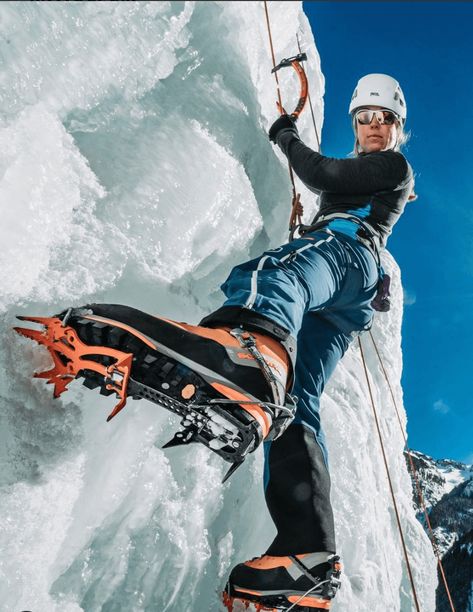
[0,2,437,610]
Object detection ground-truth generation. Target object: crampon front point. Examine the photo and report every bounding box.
[222,591,332,611]
[15,313,132,421]
[223,591,282,611]
[14,306,294,481]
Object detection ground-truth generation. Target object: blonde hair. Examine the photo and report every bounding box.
[350,116,417,200]
[351,116,410,156]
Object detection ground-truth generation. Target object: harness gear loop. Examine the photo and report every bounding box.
[367,330,457,611]
[358,336,422,612]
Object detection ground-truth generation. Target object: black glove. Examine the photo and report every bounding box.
[268,114,298,144]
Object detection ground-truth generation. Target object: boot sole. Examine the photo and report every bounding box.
[75,313,268,461]
[15,304,281,479]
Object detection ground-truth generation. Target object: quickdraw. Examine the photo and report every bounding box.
[272,52,309,119]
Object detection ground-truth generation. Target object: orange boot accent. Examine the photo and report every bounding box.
[287,595,331,609]
[244,555,295,570]
[212,383,272,439]
[167,320,290,384]
[161,320,291,436]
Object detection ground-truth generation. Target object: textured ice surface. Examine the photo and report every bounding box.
[0,2,436,611]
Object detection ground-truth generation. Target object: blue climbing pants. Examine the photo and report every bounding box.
[209,229,379,554]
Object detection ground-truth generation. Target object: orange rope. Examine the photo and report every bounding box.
[358,336,422,612]
[263,0,283,112]
[263,0,302,232]
[368,330,456,611]
[296,32,321,153]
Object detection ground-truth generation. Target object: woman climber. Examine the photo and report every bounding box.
[16,73,415,611]
[214,72,415,611]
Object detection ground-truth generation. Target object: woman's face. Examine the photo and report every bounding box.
[356,105,398,153]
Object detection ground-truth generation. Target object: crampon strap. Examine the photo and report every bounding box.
[14,315,133,421]
[229,328,296,440]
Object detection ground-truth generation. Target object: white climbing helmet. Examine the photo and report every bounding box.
[349,73,407,122]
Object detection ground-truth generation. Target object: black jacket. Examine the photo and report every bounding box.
[276,128,414,248]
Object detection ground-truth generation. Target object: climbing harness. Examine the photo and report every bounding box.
[296,211,392,312]
[303,212,382,253]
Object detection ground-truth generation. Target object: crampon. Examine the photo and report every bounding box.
[14,304,296,482]
[221,554,342,611]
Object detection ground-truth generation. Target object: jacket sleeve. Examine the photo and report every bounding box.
[276,128,409,195]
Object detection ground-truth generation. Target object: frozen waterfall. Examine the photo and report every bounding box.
[0,2,437,610]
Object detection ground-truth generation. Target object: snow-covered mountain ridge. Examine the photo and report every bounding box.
[406,449,473,611]
[408,449,473,516]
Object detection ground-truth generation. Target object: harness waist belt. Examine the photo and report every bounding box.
[303,213,382,262]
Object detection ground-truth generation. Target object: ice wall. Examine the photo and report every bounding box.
[0,2,436,610]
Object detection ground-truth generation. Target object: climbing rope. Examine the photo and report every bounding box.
[358,335,422,612]
[263,4,452,608]
[263,0,300,233]
[367,330,456,612]
[263,0,305,237]
[296,32,321,152]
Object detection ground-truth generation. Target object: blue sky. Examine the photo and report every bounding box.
[303,1,473,464]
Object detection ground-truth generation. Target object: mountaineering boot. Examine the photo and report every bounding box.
[15,303,294,478]
[222,552,342,611]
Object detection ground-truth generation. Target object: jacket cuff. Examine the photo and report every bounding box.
[276,128,300,155]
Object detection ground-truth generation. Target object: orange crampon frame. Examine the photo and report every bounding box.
[222,591,277,611]
[14,315,133,421]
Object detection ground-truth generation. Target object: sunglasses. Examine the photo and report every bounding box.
[355,109,399,125]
